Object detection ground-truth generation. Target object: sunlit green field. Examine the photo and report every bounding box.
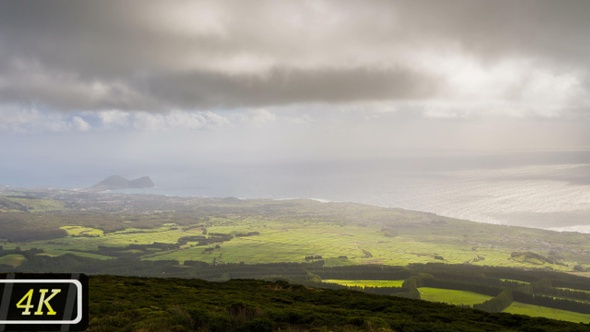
[0,254,27,267]
[11,224,201,256]
[503,301,590,324]
[2,192,590,326]
[137,218,570,270]
[61,225,104,236]
[500,278,529,284]
[4,216,581,272]
[320,281,590,324]
[2,192,588,272]
[556,287,590,295]
[323,279,405,288]
[144,221,480,266]
[417,287,493,306]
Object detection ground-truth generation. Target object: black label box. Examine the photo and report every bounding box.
[0,273,88,331]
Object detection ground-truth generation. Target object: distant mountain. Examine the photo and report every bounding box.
[128,176,155,188]
[92,175,155,190]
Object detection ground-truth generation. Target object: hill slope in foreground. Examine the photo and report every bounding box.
[88,275,589,332]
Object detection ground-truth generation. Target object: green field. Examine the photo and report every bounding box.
[0,254,27,267]
[131,220,513,268]
[500,278,530,284]
[503,301,590,324]
[14,224,204,257]
[1,196,64,212]
[138,215,580,269]
[418,287,493,306]
[144,220,436,265]
[323,279,405,287]
[2,191,589,272]
[2,190,590,325]
[61,225,104,236]
[6,215,587,272]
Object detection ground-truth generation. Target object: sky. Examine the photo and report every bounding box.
[1,0,590,187]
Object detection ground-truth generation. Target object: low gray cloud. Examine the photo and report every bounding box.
[141,67,438,110]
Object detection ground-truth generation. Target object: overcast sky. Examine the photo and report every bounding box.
[1,0,590,185]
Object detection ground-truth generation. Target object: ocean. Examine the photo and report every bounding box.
[4,151,590,234]
[119,156,590,234]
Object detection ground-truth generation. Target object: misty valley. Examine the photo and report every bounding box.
[1,187,589,330]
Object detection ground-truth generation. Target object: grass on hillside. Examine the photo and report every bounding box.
[0,254,27,267]
[504,301,590,324]
[500,278,530,285]
[86,275,590,332]
[323,279,405,288]
[418,287,494,306]
[2,190,589,271]
[5,216,582,273]
[136,219,576,271]
[61,225,104,236]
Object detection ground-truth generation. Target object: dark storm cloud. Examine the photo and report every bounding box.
[0,0,589,112]
[142,67,437,109]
